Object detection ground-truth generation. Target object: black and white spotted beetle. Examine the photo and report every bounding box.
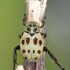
[13,14,65,70]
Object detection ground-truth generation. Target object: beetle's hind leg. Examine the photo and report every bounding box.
[13,45,20,70]
[43,46,65,70]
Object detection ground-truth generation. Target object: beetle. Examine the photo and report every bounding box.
[13,14,65,70]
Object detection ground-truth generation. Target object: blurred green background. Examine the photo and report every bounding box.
[0,0,70,70]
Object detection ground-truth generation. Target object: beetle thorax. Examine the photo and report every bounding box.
[24,21,40,34]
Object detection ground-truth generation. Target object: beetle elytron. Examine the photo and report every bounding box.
[13,14,65,70]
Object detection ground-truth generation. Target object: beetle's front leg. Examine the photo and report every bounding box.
[13,45,20,70]
[40,16,46,28]
[23,14,27,26]
[43,46,65,70]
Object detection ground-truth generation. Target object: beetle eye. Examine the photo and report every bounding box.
[27,27,31,31]
[29,24,32,27]
[33,28,37,32]
[33,24,36,27]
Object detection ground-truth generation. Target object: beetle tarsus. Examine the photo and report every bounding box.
[43,46,65,70]
[13,45,20,70]
[56,62,65,70]
[19,35,21,38]
[44,16,46,20]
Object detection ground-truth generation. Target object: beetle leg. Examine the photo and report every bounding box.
[23,14,27,26]
[13,45,20,70]
[19,32,24,38]
[43,46,65,70]
[40,20,45,28]
[40,33,47,38]
[19,35,21,38]
[44,16,46,20]
[40,16,46,28]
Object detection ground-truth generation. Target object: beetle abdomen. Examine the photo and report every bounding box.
[20,32,45,62]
